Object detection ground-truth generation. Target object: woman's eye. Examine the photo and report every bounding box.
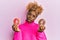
[28,12,31,15]
[28,13,30,15]
[33,15,35,17]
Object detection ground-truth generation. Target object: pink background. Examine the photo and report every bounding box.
[0,0,60,40]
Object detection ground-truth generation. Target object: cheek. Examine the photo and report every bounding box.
[27,15,30,18]
[32,15,37,20]
[32,17,36,20]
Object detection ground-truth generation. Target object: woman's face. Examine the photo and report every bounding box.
[26,11,37,23]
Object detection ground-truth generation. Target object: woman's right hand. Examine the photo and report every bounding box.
[12,18,20,32]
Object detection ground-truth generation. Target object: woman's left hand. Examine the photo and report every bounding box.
[38,26,45,32]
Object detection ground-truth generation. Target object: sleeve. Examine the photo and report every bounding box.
[13,25,22,40]
[36,32,47,40]
[36,24,47,40]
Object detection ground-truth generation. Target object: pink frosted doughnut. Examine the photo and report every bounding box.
[13,18,20,25]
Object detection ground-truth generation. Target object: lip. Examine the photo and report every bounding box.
[28,19,33,21]
[28,18,31,20]
[28,19,32,21]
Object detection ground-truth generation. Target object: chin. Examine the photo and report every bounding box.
[28,20,33,23]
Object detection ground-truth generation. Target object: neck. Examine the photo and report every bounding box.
[25,20,34,23]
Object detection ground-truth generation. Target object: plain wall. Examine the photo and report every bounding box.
[0,0,60,40]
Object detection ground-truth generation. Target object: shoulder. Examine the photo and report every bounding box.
[34,23,39,27]
[19,23,25,26]
[18,23,25,28]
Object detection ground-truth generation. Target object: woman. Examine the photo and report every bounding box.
[12,2,47,40]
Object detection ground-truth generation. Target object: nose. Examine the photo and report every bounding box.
[30,15,33,18]
[28,15,32,18]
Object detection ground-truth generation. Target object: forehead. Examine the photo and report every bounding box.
[28,11,36,15]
